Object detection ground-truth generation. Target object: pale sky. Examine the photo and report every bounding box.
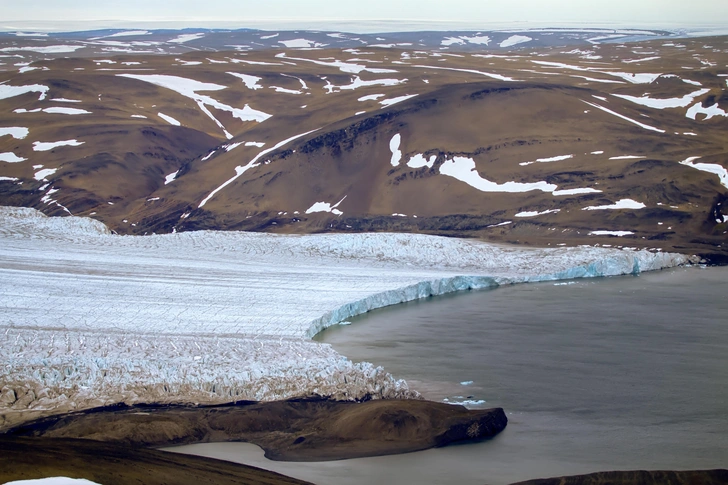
[2,0,728,32]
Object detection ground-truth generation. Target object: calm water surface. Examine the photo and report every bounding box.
[172,266,728,484]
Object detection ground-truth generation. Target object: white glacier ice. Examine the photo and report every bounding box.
[0,207,695,428]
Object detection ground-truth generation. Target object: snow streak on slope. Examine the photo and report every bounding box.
[0,208,694,427]
[118,74,271,139]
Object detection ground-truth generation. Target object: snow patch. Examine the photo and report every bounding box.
[380,94,418,107]
[0,83,49,101]
[515,209,561,218]
[33,139,84,151]
[158,112,181,126]
[520,154,573,166]
[499,35,532,48]
[389,134,402,167]
[0,127,29,139]
[589,231,634,236]
[582,199,646,210]
[306,196,347,216]
[407,153,437,169]
[679,156,728,189]
[0,152,26,163]
[227,72,263,90]
[34,168,58,181]
[612,88,709,109]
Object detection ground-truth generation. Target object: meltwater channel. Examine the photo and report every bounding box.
[173,266,728,484]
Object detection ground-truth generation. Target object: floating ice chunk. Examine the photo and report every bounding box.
[165,170,179,184]
[582,100,665,133]
[582,199,646,210]
[441,156,557,193]
[515,209,561,217]
[686,102,728,120]
[500,35,532,48]
[589,230,634,236]
[227,72,263,90]
[412,64,515,81]
[358,93,386,101]
[33,139,84,151]
[0,127,29,139]
[407,153,436,169]
[158,112,181,126]
[0,152,26,163]
[679,156,728,189]
[306,195,347,216]
[3,478,102,485]
[389,134,402,166]
[612,88,709,109]
[520,154,573,166]
[0,83,49,101]
[169,33,204,43]
[380,94,418,107]
[34,168,57,181]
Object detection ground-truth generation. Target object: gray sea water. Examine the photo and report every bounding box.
[171,266,728,484]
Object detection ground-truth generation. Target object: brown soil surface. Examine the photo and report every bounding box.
[512,469,728,485]
[4,398,508,461]
[0,436,314,485]
[2,36,727,259]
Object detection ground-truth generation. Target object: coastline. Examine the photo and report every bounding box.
[0,206,698,430]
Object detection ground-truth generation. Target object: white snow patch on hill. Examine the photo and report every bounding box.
[389,133,402,166]
[515,209,561,218]
[582,199,646,210]
[0,83,48,101]
[227,72,263,90]
[306,195,347,215]
[612,88,709,109]
[0,152,26,163]
[4,478,102,485]
[499,35,532,48]
[679,156,728,189]
[118,74,271,137]
[380,94,418,107]
[33,139,84,151]
[0,45,83,54]
[33,168,57,181]
[158,112,181,126]
[0,127,29,139]
[168,33,205,44]
[279,38,327,48]
[686,102,728,120]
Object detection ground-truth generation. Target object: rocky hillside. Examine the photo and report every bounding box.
[1,31,727,258]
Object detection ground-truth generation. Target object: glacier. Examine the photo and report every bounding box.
[0,206,696,429]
